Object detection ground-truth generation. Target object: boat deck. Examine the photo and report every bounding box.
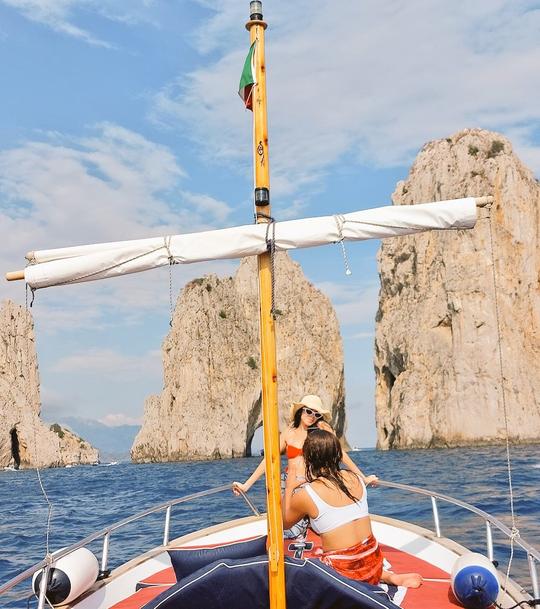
[71,514,525,609]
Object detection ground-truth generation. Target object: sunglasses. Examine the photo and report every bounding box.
[302,407,323,419]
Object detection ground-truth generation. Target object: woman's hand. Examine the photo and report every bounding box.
[316,420,333,433]
[364,474,379,487]
[232,481,249,496]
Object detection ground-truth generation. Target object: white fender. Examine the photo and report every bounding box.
[32,547,99,606]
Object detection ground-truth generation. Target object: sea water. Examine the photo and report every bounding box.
[1,444,539,607]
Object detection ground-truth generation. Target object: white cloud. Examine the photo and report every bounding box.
[98,413,142,426]
[350,332,375,341]
[153,0,540,196]
[315,280,379,327]
[21,259,238,335]
[51,347,162,379]
[1,0,113,46]
[0,123,184,240]
[0,123,237,331]
[503,126,540,176]
[181,191,232,224]
[0,0,161,46]
[274,197,309,221]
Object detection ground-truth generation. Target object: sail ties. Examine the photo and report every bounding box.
[256,212,278,319]
[333,215,352,276]
[164,236,177,327]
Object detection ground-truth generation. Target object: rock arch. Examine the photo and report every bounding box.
[132,254,346,462]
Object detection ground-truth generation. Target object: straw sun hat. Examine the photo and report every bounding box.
[289,395,331,423]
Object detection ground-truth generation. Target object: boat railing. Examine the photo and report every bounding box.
[376,479,540,599]
[0,483,259,608]
[3,479,539,606]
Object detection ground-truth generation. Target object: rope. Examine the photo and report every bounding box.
[496,600,540,609]
[345,218,445,231]
[26,283,36,308]
[332,214,464,275]
[164,236,176,327]
[26,589,55,609]
[36,470,54,557]
[24,285,54,560]
[37,241,172,289]
[486,199,519,589]
[256,212,277,319]
[333,215,352,275]
[168,264,174,328]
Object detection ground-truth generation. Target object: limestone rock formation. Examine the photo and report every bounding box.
[375,129,540,449]
[0,300,99,468]
[132,253,345,462]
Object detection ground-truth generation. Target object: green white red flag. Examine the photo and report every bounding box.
[238,42,256,110]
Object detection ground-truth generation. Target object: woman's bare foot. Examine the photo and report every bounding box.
[382,570,423,588]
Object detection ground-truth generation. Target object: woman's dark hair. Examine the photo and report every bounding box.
[293,408,330,430]
[303,429,358,502]
[292,407,303,428]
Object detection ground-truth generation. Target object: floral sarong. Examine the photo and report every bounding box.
[316,534,383,585]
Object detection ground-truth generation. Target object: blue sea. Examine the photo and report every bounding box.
[1,445,539,608]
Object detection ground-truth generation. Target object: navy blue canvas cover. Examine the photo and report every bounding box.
[143,555,400,609]
[168,535,267,580]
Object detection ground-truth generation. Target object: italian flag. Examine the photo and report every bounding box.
[238,42,256,110]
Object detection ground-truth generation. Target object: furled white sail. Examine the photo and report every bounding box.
[24,197,478,289]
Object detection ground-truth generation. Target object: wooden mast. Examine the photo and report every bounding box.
[245,2,286,608]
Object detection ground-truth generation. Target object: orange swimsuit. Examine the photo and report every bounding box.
[286,444,303,459]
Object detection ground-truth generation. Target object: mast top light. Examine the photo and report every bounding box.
[250,1,263,20]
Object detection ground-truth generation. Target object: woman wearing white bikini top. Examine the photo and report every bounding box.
[283,429,422,588]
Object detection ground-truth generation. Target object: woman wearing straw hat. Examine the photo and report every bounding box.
[233,395,377,510]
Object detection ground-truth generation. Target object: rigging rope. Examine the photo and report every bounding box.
[344,217,464,231]
[25,284,54,564]
[485,187,519,590]
[168,263,174,328]
[25,214,470,291]
[26,285,36,308]
[36,242,172,289]
[333,214,352,275]
[496,599,540,608]
[164,236,176,327]
[256,212,278,319]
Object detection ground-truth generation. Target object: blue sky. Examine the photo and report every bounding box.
[1,1,539,447]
